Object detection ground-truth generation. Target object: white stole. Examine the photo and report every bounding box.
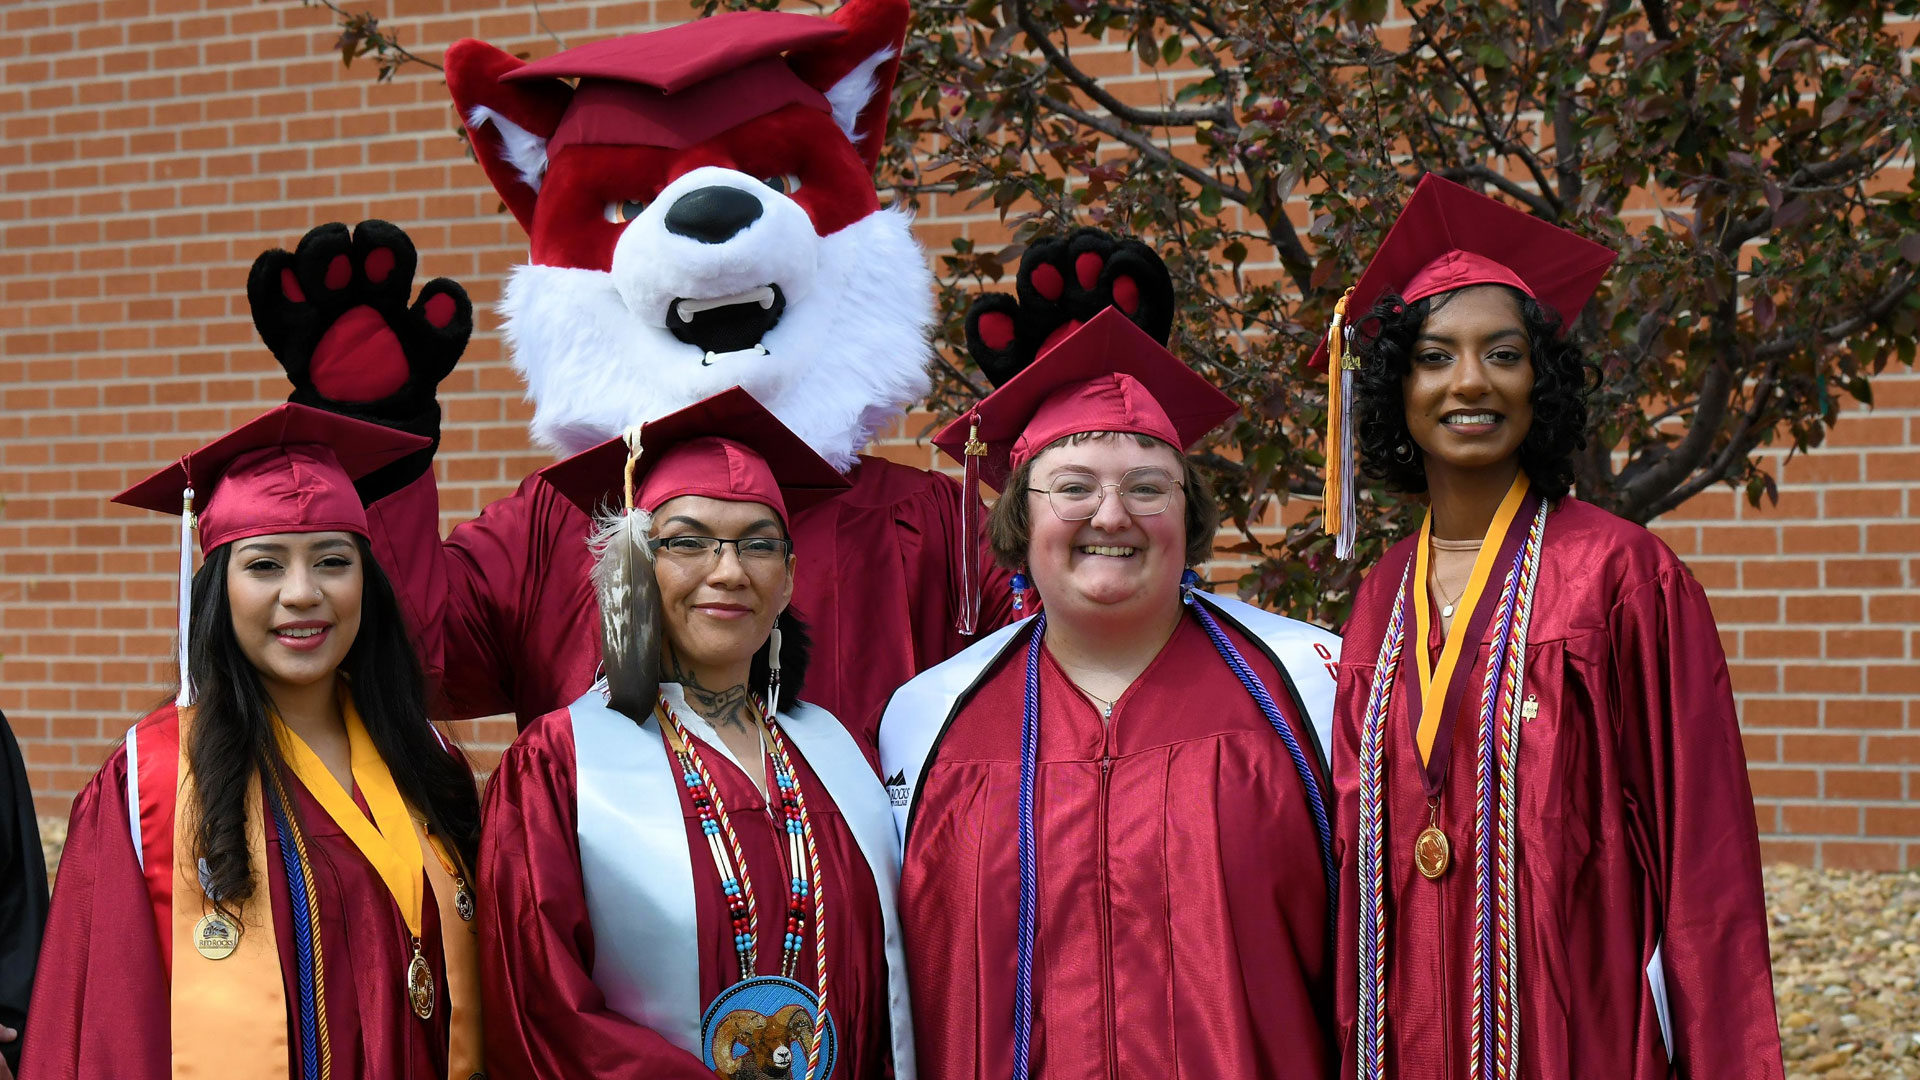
[570,688,918,1080]
[877,592,1342,841]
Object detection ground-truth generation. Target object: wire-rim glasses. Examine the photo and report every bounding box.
[1028,468,1184,521]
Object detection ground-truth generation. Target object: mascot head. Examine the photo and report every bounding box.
[447,0,932,468]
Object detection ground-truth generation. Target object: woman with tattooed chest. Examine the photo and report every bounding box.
[475,389,916,1080]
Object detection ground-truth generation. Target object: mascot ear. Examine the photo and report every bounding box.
[446,38,572,233]
[787,0,910,174]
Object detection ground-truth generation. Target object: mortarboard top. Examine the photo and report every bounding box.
[933,306,1239,491]
[1307,173,1617,370]
[112,403,428,553]
[538,386,848,529]
[503,13,844,152]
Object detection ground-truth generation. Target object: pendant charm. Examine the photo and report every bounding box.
[407,944,435,1020]
[455,881,475,923]
[1414,825,1451,879]
[192,912,240,960]
[701,975,838,1080]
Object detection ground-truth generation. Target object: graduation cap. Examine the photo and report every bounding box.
[1316,174,1616,558]
[537,385,847,529]
[506,12,846,152]
[112,404,431,706]
[538,386,846,724]
[933,306,1239,492]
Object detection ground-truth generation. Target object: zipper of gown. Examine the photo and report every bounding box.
[1098,748,1117,1080]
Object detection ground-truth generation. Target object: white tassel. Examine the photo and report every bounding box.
[177,486,195,708]
[588,506,661,723]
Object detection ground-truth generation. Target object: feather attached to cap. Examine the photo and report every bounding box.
[589,500,662,724]
[592,428,666,721]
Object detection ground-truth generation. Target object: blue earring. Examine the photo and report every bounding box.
[1011,572,1030,612]
[1180,568,1200,604]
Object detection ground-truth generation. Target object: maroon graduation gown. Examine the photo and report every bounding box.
[901,614,1335,1080]
[21,742,454,1079]
[369,455,1015,751]
[477,707,893,1079]
[1331,498,1784,1080]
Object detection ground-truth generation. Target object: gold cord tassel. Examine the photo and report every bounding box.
[1324,287,1358,559]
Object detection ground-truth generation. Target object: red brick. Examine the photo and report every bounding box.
[1747,767,1818,798]
[1825,769,1904,800]
[1821,841,1904,871]
[1781,733,1861,764]
[1824,699,1906,730]
[1783,803,1860,835]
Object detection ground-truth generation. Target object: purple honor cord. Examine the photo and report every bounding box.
[1009,577,1337,1078]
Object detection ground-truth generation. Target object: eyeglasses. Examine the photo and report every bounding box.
[1028,469,1184,521]
[648,535,794,563]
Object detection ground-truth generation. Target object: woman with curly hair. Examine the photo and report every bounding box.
[23,405,484,1080]
[1327,176,1783,1080]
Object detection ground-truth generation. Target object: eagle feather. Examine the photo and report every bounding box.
[588,507,661,723]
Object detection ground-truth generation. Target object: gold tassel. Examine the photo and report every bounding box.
[1325,287,1358,559]
[956,412,988,636]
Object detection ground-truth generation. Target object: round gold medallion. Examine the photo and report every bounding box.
[1414,825,1451,879]
[192,912,240,960]
[407,950,435,1020]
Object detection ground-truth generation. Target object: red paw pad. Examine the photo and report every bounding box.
[1031,263,1064,301]
[1075,252,1103,291]
[1038,319,1082,356]
[310,306,409,402]
[280,268,305,304]
[325,254,352,291]
[977,311,1015,352]
[364,247,395,284]
[424,291,455,329]
[1112,275,1140,315]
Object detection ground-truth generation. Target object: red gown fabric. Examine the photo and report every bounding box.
[478,705,894,1079]
[370,455,1015,752]
[901,613,1335,1080]
[21,742,454,1079]
[1331,498,1784,1080]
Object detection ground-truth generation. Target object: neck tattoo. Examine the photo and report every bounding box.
[666,654,758,734]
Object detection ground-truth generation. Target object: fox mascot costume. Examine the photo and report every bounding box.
[243,0,1001,751]
[246,0,1171,751]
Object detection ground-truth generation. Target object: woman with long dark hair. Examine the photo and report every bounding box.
[23,404,484,1080]
[1326,176,1783,1079]
[477,388,915,1080]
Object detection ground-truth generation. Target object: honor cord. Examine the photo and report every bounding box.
[1013,615,1045,1080]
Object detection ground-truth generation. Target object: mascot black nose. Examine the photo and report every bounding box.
[664,186,765,244]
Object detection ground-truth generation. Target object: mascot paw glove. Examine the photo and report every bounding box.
[247,219,473,501]
[964,227,1176,388]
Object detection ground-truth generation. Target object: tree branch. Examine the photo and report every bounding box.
[1432,165,1559,217]
[1013,0,1234,129]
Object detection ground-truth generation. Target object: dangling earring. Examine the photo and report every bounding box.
[1394,440,1416,462]
[1180,568,1200,605]
[764,624,783,718]
[1010,572,1030,612]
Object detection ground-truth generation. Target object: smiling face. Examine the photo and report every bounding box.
[1022,433,1189,630]
[226,531,364,700]
[1402,285,1536,481]
[649,494,795,684]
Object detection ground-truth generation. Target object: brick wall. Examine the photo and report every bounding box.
[3,0,1916,868]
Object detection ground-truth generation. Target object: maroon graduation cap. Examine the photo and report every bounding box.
[506,12,846,152]
[538,386,848,528]
[114,403,428,552]
[934,306,1238,493]
[1314,173,1617,558]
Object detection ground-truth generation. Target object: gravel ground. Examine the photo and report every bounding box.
[1770,863,1920,1080]
[30,820,1919,1073]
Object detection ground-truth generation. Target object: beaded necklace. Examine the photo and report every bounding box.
[658,690,831,1080]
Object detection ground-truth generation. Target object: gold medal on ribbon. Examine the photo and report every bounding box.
[407,942,435,1020]
[1414,826,1451,879]
[192,911,241,960]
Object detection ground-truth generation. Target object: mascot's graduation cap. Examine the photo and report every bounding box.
[112,404,430,706]
[538,387,847,722]
[1315,175,1615,558]
[505,12,846,152]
